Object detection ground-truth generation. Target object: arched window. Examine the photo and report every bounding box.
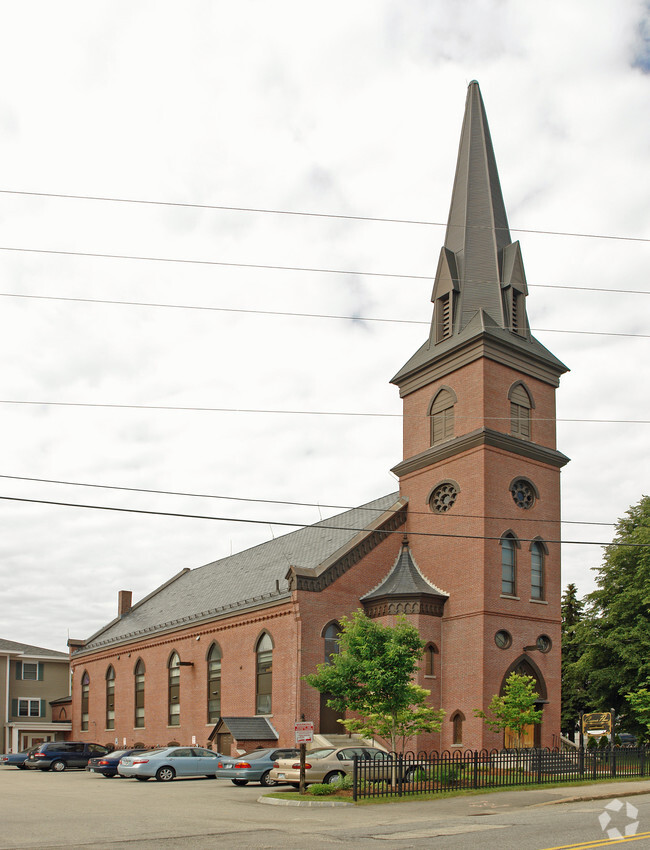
[323,623,341,663]
[255,633,273,715]
[81,671,90,731]
[500,533,519,596]
[134,659,145,729]
[207,643,222,723]
[168,652,180,727]
[530,540,546,600]
[451,711,464,745]
[105,666,115,730]
[429,387,456,446]
[508,383,533,440]
[424,644,438,677]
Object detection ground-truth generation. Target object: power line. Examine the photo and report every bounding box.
[0,398,647,423]
[0,473,616,527]
[1,187,648,244]
[1,291,650,337]
[0,493,642,547]
[1,246,649,307]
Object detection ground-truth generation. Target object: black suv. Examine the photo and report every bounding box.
[24,741,110,772]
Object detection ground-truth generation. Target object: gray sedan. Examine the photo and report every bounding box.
[118,747,223,782]
[216,747,299,786]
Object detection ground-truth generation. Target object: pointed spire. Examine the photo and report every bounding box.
[430,81,528,340]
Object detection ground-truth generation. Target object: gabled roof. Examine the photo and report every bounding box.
[0,638,68,660]
[77,493,401,654]
[210,716,278,742]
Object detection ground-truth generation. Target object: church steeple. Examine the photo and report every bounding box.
[393,81,566,392]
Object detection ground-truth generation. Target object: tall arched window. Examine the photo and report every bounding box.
[105,666,115,730]
[424,643,438,677]
[168,652,181,727]
[207,643,222,723]
[429,388,456,445]
[134,659,145,728]
[323,623,341,663]
[508,382,533,440]
[500,533,518,596]
[81,671,90,731]
[531,540,546,600]
[255,634,273,715]
[451,711,464,745]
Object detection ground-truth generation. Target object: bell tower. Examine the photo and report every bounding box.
[391,82,569,749]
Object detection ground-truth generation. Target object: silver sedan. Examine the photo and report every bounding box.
[118,747,223,782]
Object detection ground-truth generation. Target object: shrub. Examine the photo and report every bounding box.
[309,784,337,796]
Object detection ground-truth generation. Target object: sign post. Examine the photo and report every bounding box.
[294,721,314,795]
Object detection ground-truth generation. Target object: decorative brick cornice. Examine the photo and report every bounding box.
[392,428,569,478]
[287,504,407,593]
[363,595,446,619]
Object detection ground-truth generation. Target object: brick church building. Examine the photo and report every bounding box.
[69,82,568,754]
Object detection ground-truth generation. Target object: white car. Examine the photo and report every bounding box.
[118,746,222,781]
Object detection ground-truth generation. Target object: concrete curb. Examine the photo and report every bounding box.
[258,795,353,807]
[533,787,650,807]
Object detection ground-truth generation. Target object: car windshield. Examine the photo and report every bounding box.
[305,749,335,759]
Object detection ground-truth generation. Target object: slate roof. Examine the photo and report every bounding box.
[78,493,400,654]
[361,538,448,601]
[212,716,278,741]
[0,638,68,659]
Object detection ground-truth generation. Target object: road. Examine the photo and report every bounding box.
[2,768,650,849]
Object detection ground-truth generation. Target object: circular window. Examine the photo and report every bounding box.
[429,482,459,514]
[536,634,552,653]
[494,630,512,649]
[510,479,536,509]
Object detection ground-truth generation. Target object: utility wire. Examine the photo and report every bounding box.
[1,246,649,306]
[0,473,616,527]
[0,493,642,547]
[1,292,649,338]
[1,188,648,244]
[0,398,647,423]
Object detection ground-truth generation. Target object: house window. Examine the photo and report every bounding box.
[501,534,518,596]
[508,383,533,440]
[424,644,438,677]
[451,711,464,745]
[207,643,222,724]
[17,698,41,717]
[429,388,457,446]
[81,671,90,731]
[134,660,145,728]
[531,541,545,600]
[20,662,39,680]
[256,633,273,715]
[168,653,181,726]
[105,666,115,730]
[323,623,340,663]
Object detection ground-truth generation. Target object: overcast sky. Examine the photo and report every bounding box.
[1,0,648,654]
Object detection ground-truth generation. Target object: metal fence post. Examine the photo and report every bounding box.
[473,750,479,789]
[353,754,357,802]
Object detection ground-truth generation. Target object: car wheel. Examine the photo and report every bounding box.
[155,766,176,782]
[135,776,150,781]
[102,774,116,779]
[231,778,249,786]
[404,767,417,782]
[17,765,27,770]
[50,760,66,772]
[324,771,345,785]
[205,774,217,779]
[259,770,277,787]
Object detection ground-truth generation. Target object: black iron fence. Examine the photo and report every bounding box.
[352,746,650,801]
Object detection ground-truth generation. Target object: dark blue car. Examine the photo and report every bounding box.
[86,748,149,778]
[0,747,38,769]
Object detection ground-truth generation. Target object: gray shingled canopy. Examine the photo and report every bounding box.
[361,539,447,601]
[211,716,278,741]
[80,492,400,652]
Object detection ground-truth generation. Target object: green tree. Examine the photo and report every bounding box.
[305,611,444,753]
[576,496,650,729]
[561,583,588,735]
[626,684,650,741]
[474,672,543,748]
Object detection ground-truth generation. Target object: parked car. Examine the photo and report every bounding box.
[86,748,149,778]
[269,746,398,786]
[618,733,638,746]
[24,741,111,772]
[0,747,38,769]
[118,746,223,781]
[216,747,300,786]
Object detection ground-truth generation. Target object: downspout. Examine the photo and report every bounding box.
[4,653,10,751]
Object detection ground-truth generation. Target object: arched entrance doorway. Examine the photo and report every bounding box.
[500,656,547,749]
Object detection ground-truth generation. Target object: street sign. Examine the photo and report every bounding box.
[295,721,314,744]
[582,712,613,735]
